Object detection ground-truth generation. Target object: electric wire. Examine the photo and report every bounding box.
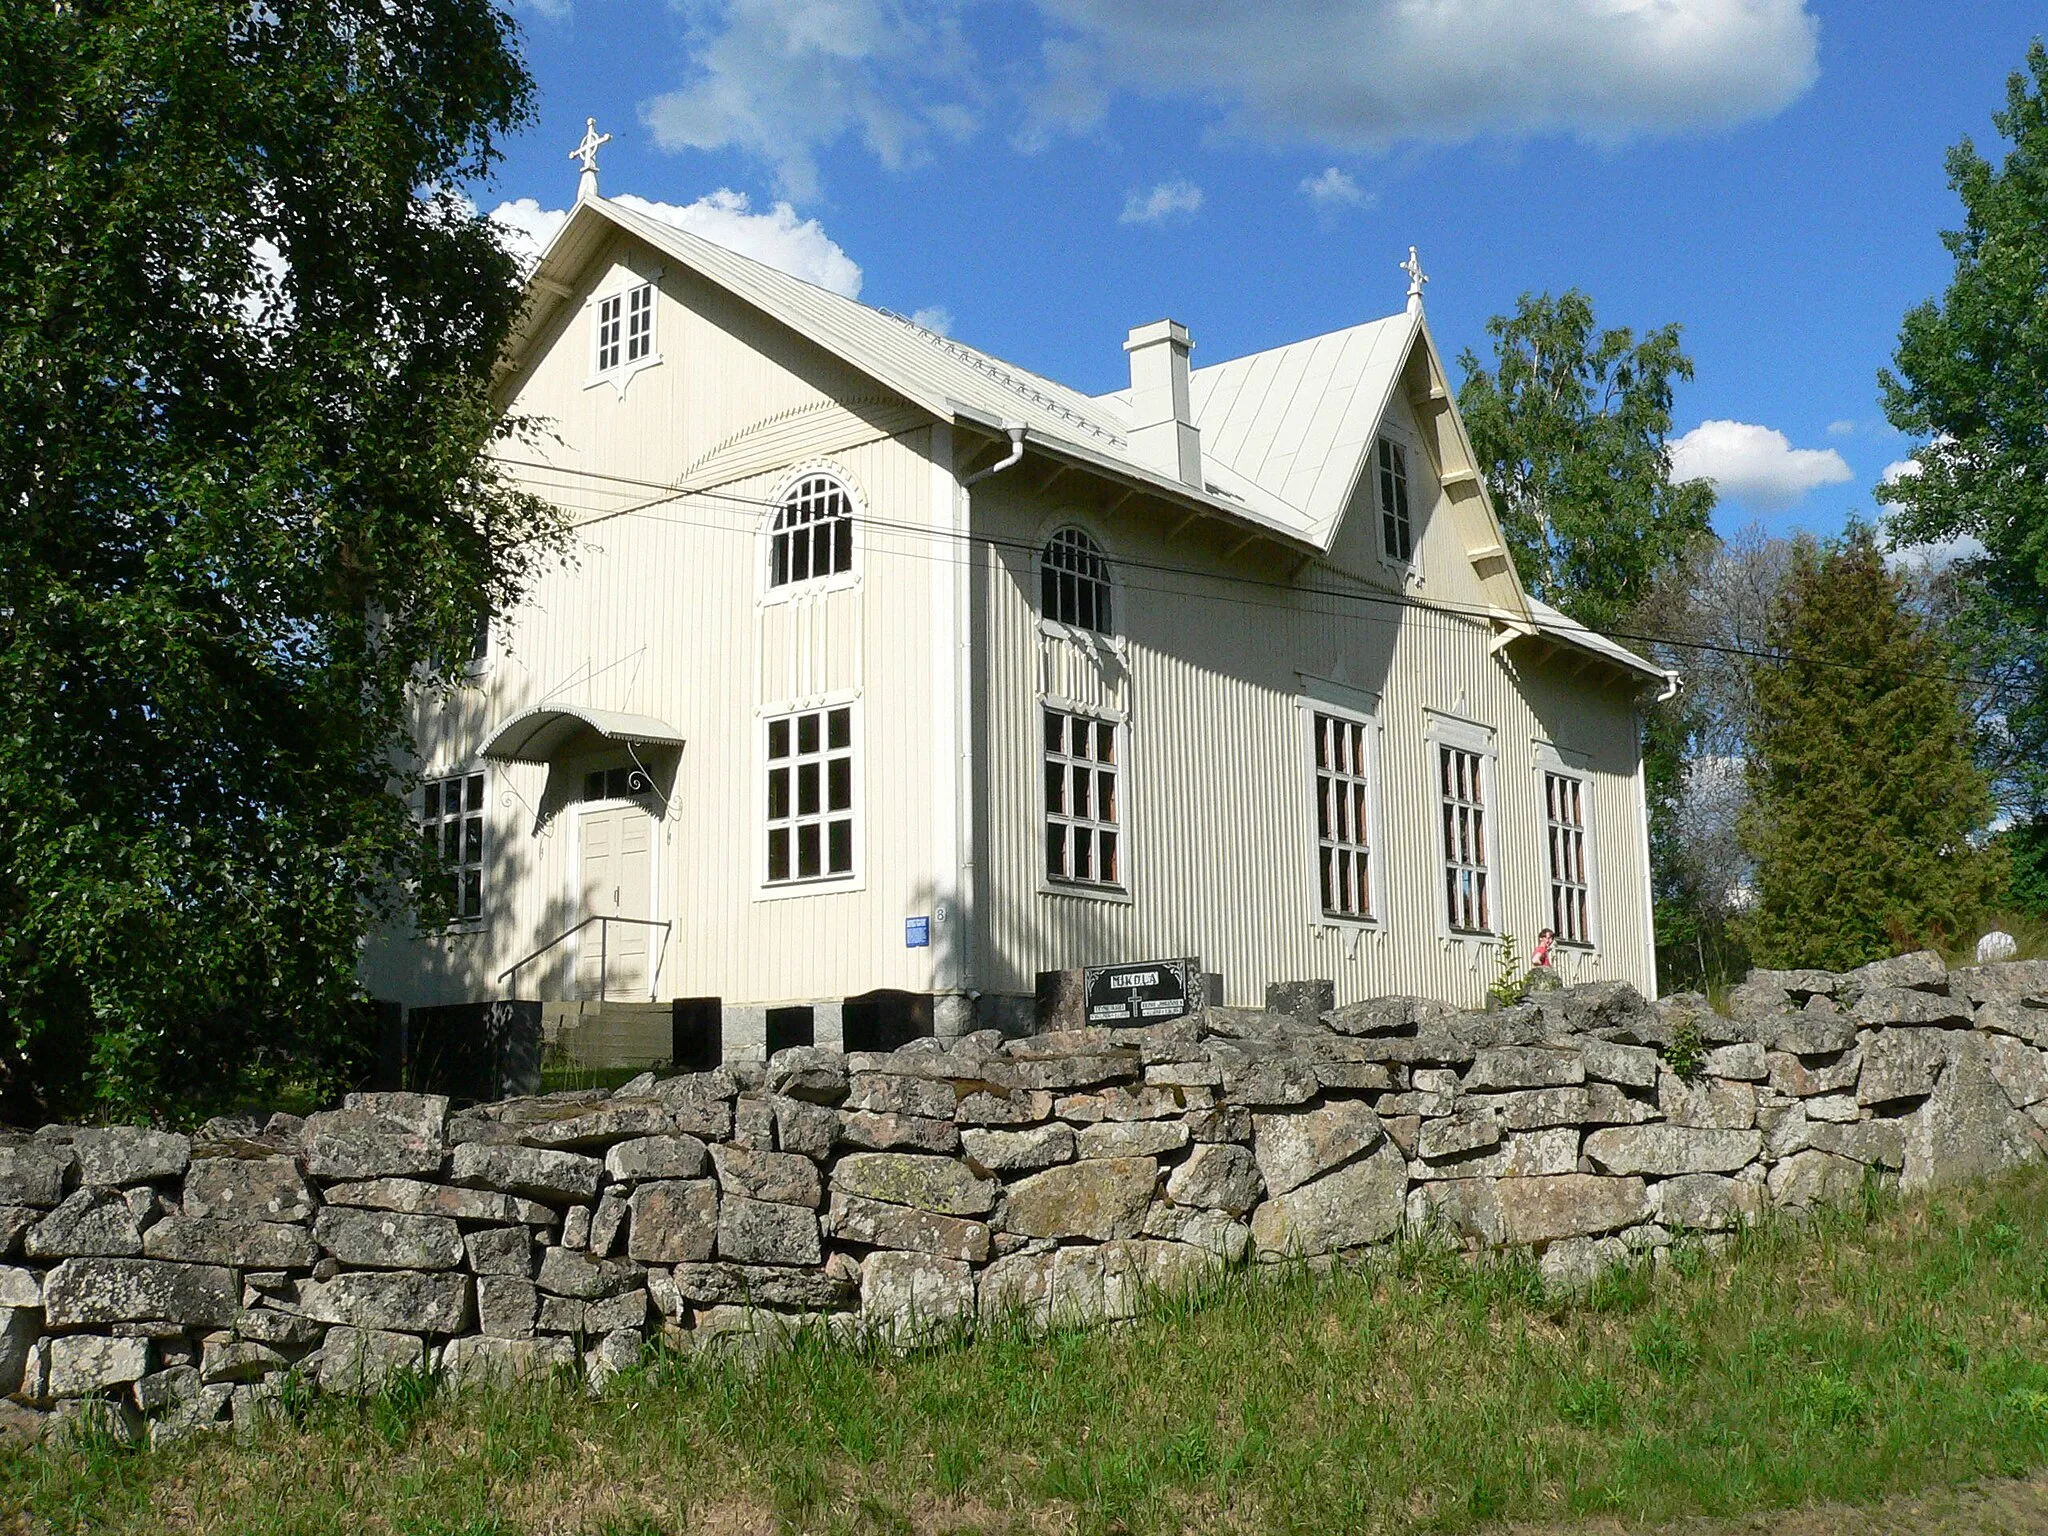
[487,452,2001,694]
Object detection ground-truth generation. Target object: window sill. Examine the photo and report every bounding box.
[1316,911,1380,931]
[760,572,860,608]
[1037,617,1126,655]
[753,872,866,904]
[1039,878,1133,907]
[584,353,663,398]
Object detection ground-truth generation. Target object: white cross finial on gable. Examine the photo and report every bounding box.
[570,117,612,202]
[1401,246,1428,315]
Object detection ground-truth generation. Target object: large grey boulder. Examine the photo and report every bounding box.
[1212,1044,1318,1106]
[1657,1074,1757,1130]
[313,1207,464,1270]
[1163,1143,1264,1214]
[43,1258,238,1328]
[71,1128,190,1187]
[1981,1033,2048,1109]
[960,1125,1074,1172]
[443,1334,577,1390]
[1977,1001,2048,1049]
[298,1271,473,1333]
[1410,1127,1580,1182]
[845,1074,959,1119]
[766,1047,849,1105]
[1838,950,1946,1004]
[321,1177,552,1227]
[1766,1048,1861,1098]
[141,1216,318,1269]
[1416,1113,1502,1163]
[0,1143,69,1208]
[476,1277,538,1338]
[451,1143,603,1204]
[1465,1047,1584,1091]
[770,1097,840,1161]
[1324,995,1448,1037]
[709,1145,822,1207]
[1427,1174,1650,1245]
[717,1197,822,1265]
[1249,1142,1404,1258]
[625,1180,717,1263]
[1252,1100,1383,1197]
[303,1094,448,1181]
[183,1156,317,1223]
[1851,989,1973,1029]
[1858,1029,1948,1104]
[656,1263,856,1313]
[1764,1000,1859,1057]
[1953,960,2048,1006]
[466,1226,535,1278]
[1578,1039,1661,1088]
[1001,1157,1157,1241]
[48,1335,152,1398]
[1768,1149,1867,1208]
[1054,1084,1200,1123]
[830,1153,998,1216]
[318,1326,426,1396]
[1076,1121,1189,1159]
[860,1251,974,1344]
[1582,1125,1761,1176]
[837,1111,963,1154]
[1902,1032,2044,1193]
[534,1246,640,1301]
[826,1195,990,1263]
[954,1089,1055,1125]
[506,1097,723,1151]
[26,1189,143,1259]
[1655,1173,1763,1231]
[1748,968,1839,999]
[1484,1083,1654,1130]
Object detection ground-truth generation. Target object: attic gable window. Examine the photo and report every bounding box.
[770,474,855,589]
[595,282,655,376]
[1378,437,1413,564]
[1041,527,1113,634]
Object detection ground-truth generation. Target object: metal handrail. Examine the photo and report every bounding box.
[497,914,672,1000]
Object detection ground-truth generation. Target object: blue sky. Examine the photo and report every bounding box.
[477,1,2044,544]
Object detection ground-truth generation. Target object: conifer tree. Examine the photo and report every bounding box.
[1740,528,2004,969]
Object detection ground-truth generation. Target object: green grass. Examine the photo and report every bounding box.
[12,1168,2048,1535]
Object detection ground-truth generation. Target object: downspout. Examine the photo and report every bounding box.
[1635,669,1682,998]
[947,422,1026,1028]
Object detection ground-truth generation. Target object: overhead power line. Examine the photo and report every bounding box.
[485,453,1999,695]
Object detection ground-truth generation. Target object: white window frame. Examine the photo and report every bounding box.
[586,276,662,396]
[421,766,488,927]
[1536,740,1600,952]
[1427,713,1497,941]
[753,694,864,901]
[1037,698,1131,904]
[1037,524,1118,641]
[760,464,863,605]
[1295,679,1382,929]
[1375,433,1417,572]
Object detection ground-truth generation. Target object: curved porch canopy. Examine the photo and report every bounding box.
[479,705,686,764]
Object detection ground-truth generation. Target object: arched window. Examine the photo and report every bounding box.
[770,473,854,589]
[1040,527,1113,634]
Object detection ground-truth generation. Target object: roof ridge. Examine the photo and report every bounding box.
[875,309,1126,448]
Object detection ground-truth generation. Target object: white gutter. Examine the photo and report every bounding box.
[962,421,1027,486]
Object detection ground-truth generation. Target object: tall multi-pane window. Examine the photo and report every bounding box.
[423,771,485,921]
[1545,771,1592,945]
[1378,437,1412,564]
[765,705,854,884]
[769,474,855,589]
[1313,712,1372,918]
[595,293,623,373]
[626,283,654,362]
[1041,527,1113,634]
[1439,745,1490,933]
[1044,709,1120,887]
[596,282,655,374]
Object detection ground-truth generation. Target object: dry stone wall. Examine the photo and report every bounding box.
[4,951,2047,1445]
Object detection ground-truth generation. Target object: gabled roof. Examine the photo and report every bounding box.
[506,195,1685,684]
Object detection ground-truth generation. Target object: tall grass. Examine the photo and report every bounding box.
[11,1168,2048,1534]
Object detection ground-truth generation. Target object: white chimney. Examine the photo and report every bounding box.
[1124,319,1201,487]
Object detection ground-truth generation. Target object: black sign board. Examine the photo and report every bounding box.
[1083,958,1202,1026]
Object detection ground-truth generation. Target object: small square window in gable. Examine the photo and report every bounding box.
[590,278,660,392]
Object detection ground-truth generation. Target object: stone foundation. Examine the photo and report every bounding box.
[3,951,2044,1444]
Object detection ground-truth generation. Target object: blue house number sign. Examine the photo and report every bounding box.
[905,916,931,948]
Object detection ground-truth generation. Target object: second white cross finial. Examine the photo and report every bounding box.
[570,117,612,201]
[1401,246,1428,314]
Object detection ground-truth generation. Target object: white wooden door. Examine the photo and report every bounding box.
[577,806,655,999]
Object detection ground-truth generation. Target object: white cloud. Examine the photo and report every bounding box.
[1120,177,1203,225]
[486,190,863,298]
[638,1,1818,194]
[1300,166,1371,209]
[1826,419,1856,437]
[1880,456,1921,485]
[1668,419,1853,513]
[1885,531,1986,573]
[910,305,954,335]
[516,0,572,20]
[636,0,982,201]
[1039,0,1820,150]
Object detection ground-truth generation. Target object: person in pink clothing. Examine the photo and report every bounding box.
[1531,927,1556,971]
